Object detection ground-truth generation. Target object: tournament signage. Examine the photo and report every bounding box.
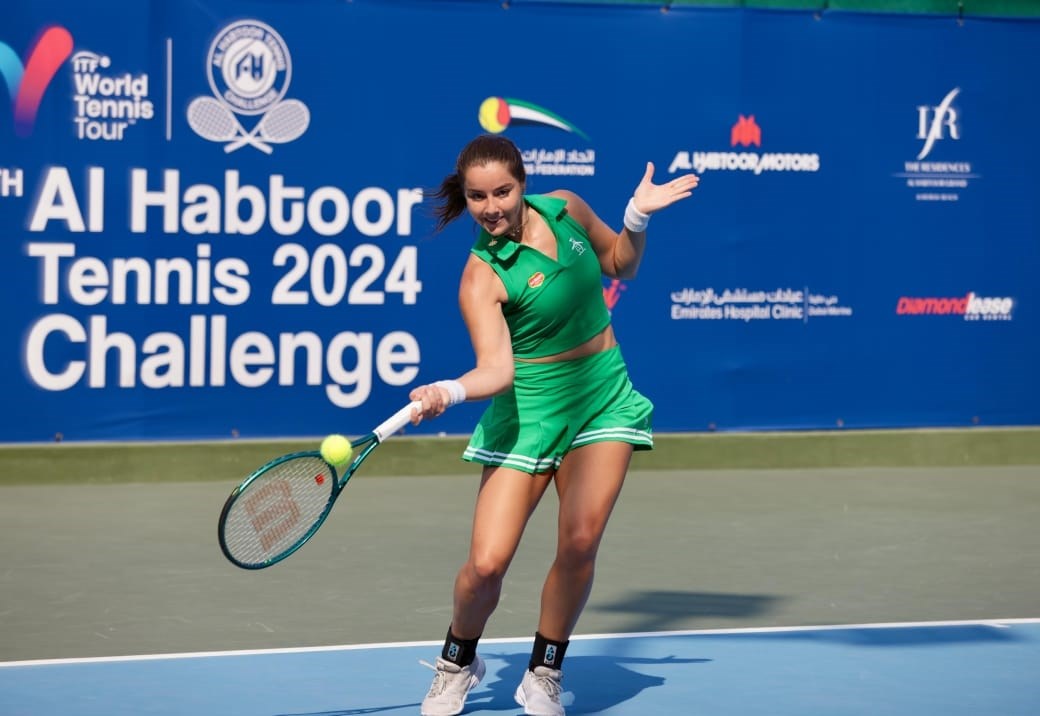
[1,1,1036,442]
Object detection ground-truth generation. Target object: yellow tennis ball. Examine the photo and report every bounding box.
[320,434,353,467]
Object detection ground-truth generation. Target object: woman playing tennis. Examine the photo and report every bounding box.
[409,134,699,716]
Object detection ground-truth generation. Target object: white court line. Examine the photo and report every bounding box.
[2,617,1037,669]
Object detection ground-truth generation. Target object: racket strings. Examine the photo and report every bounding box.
[187,98,240,141]
[221,455,335,567]
[259,101,310,142]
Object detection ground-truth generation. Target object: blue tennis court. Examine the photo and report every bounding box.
[3,620,1038,715]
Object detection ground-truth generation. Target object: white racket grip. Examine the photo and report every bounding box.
[373,400,423,442]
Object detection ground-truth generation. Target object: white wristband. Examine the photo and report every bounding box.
[433,379,466,407]
[623,197,650,233]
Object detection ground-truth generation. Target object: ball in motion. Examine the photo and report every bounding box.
[320,434,353,467]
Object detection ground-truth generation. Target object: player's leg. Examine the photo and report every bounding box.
[423,464,552,716]
[540,440,632,640]
[452,464,553,637]
[515,441,632,715]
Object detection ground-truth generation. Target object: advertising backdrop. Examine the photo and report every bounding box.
[1,0,1037,442]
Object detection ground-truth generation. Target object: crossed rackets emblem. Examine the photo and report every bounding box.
[188,96,310,154]
[188,19,310,154]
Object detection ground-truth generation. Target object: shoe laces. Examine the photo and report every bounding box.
[531,668,563,700]
[420,659,450,696]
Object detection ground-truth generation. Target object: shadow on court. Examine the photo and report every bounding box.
[590,589,782,633]
[765,623,1027,648]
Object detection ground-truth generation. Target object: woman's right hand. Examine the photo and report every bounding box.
[408,383,452,424]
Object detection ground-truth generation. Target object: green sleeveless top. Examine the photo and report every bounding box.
[470,194,611,359]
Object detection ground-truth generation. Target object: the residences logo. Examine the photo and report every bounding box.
[893,88,978,202]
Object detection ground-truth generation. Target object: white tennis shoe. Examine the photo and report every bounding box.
[514,665,565,715]
[420,654,485,716]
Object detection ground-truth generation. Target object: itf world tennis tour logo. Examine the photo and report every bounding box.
[188,19,310,154]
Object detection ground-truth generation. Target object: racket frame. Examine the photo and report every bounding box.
[217,401,420,569]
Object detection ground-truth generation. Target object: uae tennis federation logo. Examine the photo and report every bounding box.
[477,96,596,177]
[188,20,310,154]
[479,96,589,139]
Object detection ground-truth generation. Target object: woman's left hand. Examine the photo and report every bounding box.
[631,162,700,215]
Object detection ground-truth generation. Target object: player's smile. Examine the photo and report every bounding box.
[482,212,511,233]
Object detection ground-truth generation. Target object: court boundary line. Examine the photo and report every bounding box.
[3,616,1038,669]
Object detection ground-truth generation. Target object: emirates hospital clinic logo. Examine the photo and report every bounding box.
[188,19,309,154]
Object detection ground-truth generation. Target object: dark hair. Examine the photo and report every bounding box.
[429,134,526,233]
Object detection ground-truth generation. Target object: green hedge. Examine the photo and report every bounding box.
[510,0,1040,18]
[1,428,1037,485]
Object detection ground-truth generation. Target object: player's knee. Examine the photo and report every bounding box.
[466,553,509,586]
[557,528,602,567]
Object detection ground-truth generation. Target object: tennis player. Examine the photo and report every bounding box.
[409,134,699,716]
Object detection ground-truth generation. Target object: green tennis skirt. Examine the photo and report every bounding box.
[462,345,654,474]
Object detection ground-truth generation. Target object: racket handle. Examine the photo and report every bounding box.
[373,400,423,442]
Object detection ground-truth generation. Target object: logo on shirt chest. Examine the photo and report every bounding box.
[568,237,586,255]
[527,272,545,288]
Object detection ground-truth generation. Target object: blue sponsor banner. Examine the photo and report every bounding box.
[0,0,1037,442]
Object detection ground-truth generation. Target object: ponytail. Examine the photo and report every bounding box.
[429,173,468,233]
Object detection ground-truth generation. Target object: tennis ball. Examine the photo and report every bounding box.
[478,96,510,134]
[320,434,353,467]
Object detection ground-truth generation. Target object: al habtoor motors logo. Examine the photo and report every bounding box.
[477,96,595,176]
[668,114,821,175]
[894,88,978,202]
[188,20,310,154]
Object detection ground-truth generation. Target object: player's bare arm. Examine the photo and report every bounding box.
[549,189,639,279]
[456,255,514,400]
[551,165,700,279]
[409,256,513,418]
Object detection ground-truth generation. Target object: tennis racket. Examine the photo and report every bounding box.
[187,96,273,154]
[218,400,421,570]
